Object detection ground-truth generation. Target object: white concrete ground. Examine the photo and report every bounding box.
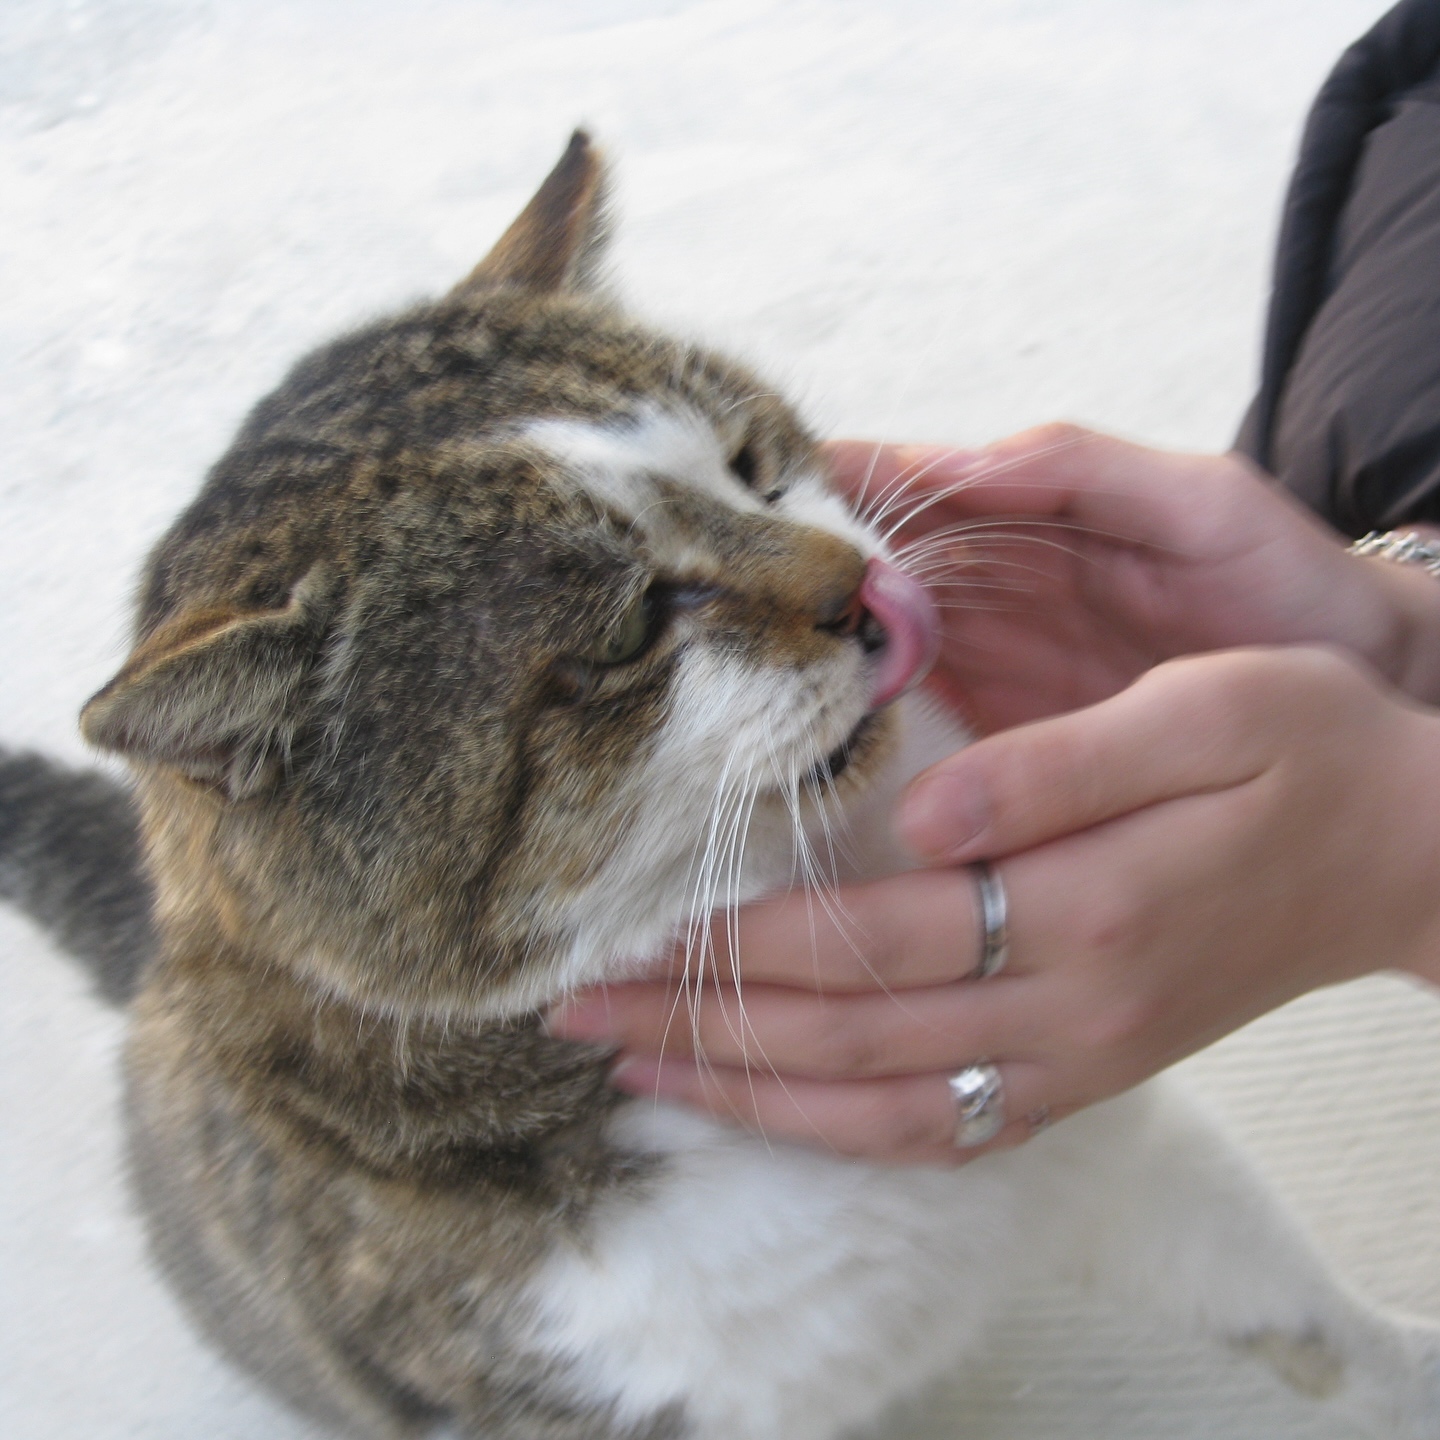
[2,2,1437,1437]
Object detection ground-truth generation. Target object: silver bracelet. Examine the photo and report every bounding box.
[1348,530,1440,579]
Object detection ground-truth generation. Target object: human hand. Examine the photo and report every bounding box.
[828,426,1440,731]
[548,646,1440,1164]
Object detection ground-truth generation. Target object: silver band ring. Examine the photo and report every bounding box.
[971,862,1009,979]
[948,1062,1005,1148]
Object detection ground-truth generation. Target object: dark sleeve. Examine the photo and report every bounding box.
[1236,0,1440,536]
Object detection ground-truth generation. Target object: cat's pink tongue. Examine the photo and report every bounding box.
[859,558,940,710]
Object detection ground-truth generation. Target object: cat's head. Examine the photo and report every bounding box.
[81,133,937,1020]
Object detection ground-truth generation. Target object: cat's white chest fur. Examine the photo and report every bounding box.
[526,1097,1035,1439]
[518,696,1440,1440]
[525,1080,1440,1440]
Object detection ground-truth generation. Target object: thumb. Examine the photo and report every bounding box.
[896,654,1282,862]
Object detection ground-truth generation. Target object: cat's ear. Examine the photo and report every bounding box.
[453,129,611,298]
[80,568,333,800]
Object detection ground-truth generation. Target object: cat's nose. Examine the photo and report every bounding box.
[814,584,869,638]
[814,558,937,704]
[816,586,888,657]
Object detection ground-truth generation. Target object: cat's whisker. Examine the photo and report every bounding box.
[901,569,1036,595]
[623,500,675,545]
[677,750,802,1150]
[854,453,949,527]
[851,443,964,516]
[894,556,991,583]
[850,440,890,519]
[777,728,868,996]
[924,599,1045,615]
[714,390,785,417]
[858,444,1017,528]
[683,750,758,1069]
[789,775,835,1023]
[724,772,775,1137]
[845,283,960,519]
[889,513,1131,557]
[865,433,1103,538]
[775,737,836,947]
[674,748,754,1074]
[801,798,859,957]
[858,448,980,530]
[676,722,846,1157]
[884,521,1150,620]
[769,713,944,1015]
[804,764,848,913]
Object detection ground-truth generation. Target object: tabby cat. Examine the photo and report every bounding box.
[5,133,1440,1440]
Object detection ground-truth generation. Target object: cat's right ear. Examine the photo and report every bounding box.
[452,129,611,298]
[80,569,333,800]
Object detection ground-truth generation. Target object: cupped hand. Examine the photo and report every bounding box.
[828,426,1440,728]
[548,647,1440,1165]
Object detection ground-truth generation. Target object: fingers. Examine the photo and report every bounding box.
[945,425,1233,540]
[898,649,1307,863]
[608,1054,1053,1166]
[548,975,1038,1078]
[676,868,993,991]
[824,427,1255,548]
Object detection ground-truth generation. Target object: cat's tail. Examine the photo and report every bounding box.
[0,748,156,1005]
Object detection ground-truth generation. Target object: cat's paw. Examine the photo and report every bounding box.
[1347,1318,1440,1440]
[1236,1329,1344,1399]
[1239,1317,1440,1439]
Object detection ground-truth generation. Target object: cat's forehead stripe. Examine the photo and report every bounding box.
[523,408,763,524]
[521,407,879,558]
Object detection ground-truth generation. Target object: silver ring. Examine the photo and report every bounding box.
[970,862,1009,978]
[948,1062,1005,1148]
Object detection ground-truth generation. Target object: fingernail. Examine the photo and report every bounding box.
[542,996,615,1042]
[897,771,990,860]
[608,1054,666,1095]
[894,445,984,479]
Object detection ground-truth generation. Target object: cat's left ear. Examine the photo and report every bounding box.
[79,568,334,800]
[453,129,611,298]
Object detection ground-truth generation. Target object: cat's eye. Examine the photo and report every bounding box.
[730,440,784,504]
[586,590,658,666]
[730,442,760,489]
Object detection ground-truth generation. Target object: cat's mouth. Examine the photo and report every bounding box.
[806,560,939,787]
[810,712,882,785]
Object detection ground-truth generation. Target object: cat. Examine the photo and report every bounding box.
[4,130,1440,1440]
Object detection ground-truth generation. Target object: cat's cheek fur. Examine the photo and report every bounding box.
[772,468,882,559]
[540,649,897,1002]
